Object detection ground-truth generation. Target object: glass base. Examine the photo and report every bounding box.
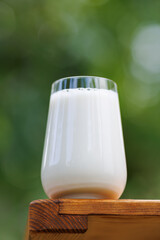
[50,187,120,199]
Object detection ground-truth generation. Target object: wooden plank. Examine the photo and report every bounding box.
[28,215,160,240]
[59,199,160,215]
[30,233,85,240]
[26,199,160,240]
[24,220,29,240]
[29,199,87,233]
[85,215,160,240]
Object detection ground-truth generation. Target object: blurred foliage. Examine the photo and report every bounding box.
[0,0,160,239]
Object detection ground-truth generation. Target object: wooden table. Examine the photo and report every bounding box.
[26,199,160,240]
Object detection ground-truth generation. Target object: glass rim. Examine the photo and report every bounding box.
[52,75,117,87]
[51,75,117,94]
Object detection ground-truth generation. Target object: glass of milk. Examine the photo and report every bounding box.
[41,76,127,199]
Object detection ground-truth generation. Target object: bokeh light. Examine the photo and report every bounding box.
[132,24,160,74]
[0,2,16,40]
[82,0,109,7]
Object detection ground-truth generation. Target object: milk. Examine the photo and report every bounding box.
[41,88,127,199]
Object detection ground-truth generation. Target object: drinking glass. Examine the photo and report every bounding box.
[41,76,127,199]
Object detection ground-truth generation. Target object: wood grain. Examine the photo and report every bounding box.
[26,199,160,240]
[29,233,85,240]
[29,199,87,233]
[59,199,160,215]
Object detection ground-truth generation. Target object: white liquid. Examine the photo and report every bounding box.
[41,88,127,199]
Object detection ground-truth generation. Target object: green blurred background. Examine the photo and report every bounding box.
[0,0,160,239]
